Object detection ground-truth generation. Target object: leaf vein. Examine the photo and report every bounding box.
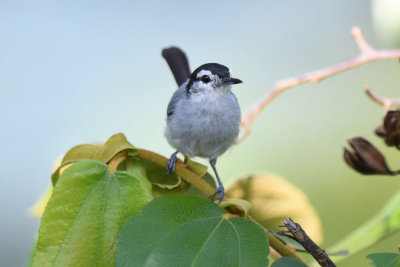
[51,177,105,266]
[191,218,224,267]
[94,172,112,266]
[227,219,241,267]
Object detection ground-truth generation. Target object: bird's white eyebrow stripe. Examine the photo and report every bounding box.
[196,70,213,78]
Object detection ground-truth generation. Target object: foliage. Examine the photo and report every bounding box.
[116,195,269,267]
[31,133,322,266]
[31,108,400,267]
[32,160,152,266]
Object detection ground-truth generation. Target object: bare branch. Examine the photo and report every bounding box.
[282,218,336,267]
[352,27,373,54]
[364,87,400,115]
[237,26,400,143]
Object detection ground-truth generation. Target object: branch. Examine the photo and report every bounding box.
[237,26,400,143]
[364,87,400,115]
[282,218,336,267]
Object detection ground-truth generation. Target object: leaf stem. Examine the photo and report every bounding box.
[108,152,127,175]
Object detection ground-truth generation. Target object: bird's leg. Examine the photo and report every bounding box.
[208,158,224,203]
[165,151,178,175]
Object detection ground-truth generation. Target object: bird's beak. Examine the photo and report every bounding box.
[224,77,243,85]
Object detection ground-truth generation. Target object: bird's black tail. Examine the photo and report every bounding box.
[162,47,191,86]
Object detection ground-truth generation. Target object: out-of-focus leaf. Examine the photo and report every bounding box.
[33,160,152,267]
[226,174,323,244]
[328,191,400,263]
[116,195,270,267]
[367,253,400,267]
[93,133,138,163]
[271,257,308,267]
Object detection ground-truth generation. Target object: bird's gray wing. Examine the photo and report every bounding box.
[167,82,188,117]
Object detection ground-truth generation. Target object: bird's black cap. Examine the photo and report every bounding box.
[187,63,242,90]
[190,63,230,81]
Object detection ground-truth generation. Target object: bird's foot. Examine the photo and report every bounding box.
[165,152,178,175]
[208,185,224,203]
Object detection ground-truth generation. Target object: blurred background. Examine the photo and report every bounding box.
[1,0,400,266]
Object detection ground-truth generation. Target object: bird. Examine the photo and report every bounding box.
[162,47,242,202]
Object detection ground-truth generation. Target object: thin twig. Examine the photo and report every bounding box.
[282,218,336,267]
[237,26,400,143]
[364,87,400,115]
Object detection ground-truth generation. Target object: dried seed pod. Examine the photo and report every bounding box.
[344,137,393,175]
[383,110,400,149]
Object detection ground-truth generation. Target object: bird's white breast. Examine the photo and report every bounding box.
[165,88,240,159]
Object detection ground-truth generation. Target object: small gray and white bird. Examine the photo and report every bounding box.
[162,47,242,202]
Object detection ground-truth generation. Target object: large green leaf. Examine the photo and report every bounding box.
[328,191,400,263]
[116,195,269,267]
[367,253,400,267]
[33,160,152,267]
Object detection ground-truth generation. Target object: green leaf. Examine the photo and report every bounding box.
[33,160,152,267]
[179,172,217,198]
[116,195,269,267]
[93,133,138,163]
[119,158,153,195]
[328,190,400,263]
[140,159,181,189]
[367,253,400,267]
[62,144,102,163]
[51,144,101,185]
[271,257,308,267]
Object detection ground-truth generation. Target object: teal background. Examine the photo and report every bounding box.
[1,1,400,266]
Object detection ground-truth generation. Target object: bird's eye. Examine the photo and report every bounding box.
[201,75,211,83]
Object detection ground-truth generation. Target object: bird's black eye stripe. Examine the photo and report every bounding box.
[200,75,210,83]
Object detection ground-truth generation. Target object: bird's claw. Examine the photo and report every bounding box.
[165,152,177,175]
[208,185,224,203]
